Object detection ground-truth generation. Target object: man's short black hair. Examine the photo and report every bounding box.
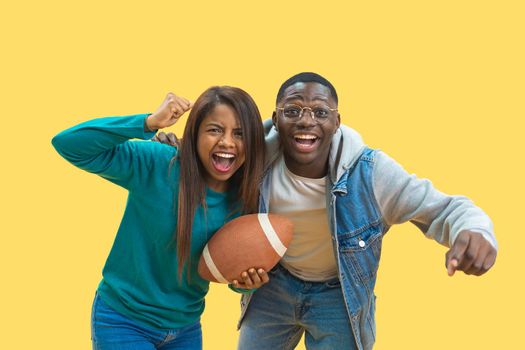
[276,72,338,105]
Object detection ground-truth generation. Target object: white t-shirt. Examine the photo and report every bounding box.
[269,156,338,281]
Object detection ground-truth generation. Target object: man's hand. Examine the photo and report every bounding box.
[232,268,269,290]
[152,131,180,147]
[146,93,193,131]
[446,230,497,276]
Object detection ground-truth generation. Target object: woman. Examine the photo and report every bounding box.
[52,86,268,349]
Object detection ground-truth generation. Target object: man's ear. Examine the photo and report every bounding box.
[335,113,341,131]
[272,111,278,131]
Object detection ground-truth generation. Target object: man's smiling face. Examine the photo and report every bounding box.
[273,82,340,178]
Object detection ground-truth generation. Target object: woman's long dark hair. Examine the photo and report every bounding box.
[175,86,265,278]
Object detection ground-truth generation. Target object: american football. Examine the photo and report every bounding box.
[198,213,294,283]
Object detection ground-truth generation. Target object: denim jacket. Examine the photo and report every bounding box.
[239,120,496,350]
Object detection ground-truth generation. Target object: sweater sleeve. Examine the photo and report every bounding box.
[228,284,257,294]
[51,114,159,190]
[372,151,497,249]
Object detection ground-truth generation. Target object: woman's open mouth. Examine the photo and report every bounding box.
[212,152,236,173]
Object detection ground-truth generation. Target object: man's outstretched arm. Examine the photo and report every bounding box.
[373,150,497,276]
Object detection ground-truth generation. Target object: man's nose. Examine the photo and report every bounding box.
[297,108,316,126]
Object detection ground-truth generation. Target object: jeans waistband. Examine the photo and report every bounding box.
[271,263,341,287]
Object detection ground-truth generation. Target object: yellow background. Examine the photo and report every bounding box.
[1,1,523,349]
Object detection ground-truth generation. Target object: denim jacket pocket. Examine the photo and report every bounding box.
[337,220,383,283]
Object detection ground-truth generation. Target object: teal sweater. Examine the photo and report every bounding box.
[52,114,239,329]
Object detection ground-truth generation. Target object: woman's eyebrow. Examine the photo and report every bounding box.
[204,122,223,128]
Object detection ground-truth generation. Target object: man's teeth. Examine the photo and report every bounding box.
[295,135,317,140]
[215,153,235,158]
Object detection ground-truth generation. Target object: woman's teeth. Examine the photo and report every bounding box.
[215,152,235,158]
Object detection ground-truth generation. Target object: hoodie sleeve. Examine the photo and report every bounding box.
[51,114,161,190]
[372,151,497,249]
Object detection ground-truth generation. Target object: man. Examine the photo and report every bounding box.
[156,73,497,350]
[236,72,496,350]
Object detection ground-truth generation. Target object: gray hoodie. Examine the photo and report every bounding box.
[262,118,497,249]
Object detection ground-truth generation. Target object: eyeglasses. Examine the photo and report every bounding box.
[276,104,338,124]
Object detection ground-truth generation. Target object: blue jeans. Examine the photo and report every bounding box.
[91,294,202,350]
[238,264,356,350]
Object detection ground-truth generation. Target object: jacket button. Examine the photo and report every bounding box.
[359,240,365,248]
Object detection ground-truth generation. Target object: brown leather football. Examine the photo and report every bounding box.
[198,213,294,283]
